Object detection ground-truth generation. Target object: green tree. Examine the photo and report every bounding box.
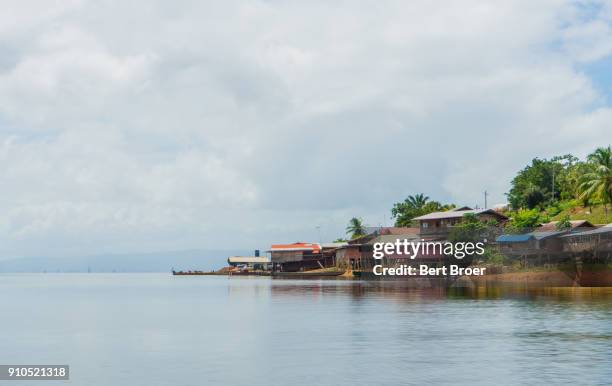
[448,213,487,243]
[555,214,572,230]
[346,217,366,239]
[563,159,591,199]
[523,184,546,209]
[405,193,429,209]
[507,155,577,209]
[506,208,542,232]
[447,214,499,268]
[579,146,612,220]
[391,194,454,227]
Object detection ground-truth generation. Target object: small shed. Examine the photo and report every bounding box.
[227,256,271,271]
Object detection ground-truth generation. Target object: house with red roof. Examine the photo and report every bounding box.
[268,242,335,272]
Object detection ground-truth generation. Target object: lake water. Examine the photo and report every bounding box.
[0,274,611,386]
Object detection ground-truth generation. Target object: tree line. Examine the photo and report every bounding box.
[344,145,611,238]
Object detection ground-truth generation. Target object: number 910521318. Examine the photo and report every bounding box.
[1,365,69,380]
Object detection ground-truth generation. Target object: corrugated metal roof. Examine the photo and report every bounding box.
[361,226,420,236]
[227,256,270,263]
[560,224,612,238]
[497,234,534,243]
[412,209,507,221]
[321,242,348,248]
[268,242,321,253]
[531,231,565,240]
[497,230,566,243]
[449,206,473,211]
[366,234,421,245]
[381,227,420,235]
[538,220,595,231]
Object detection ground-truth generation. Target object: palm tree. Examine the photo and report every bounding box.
[579,146,612,220]
[346,217,366,239]
[406,193,429,209]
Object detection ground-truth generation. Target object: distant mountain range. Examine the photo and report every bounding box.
[0,249,250,273]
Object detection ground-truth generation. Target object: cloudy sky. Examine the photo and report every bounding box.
[0,0,611,258]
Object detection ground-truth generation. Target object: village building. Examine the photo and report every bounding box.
[268,242,338,272]
[412,208,508,238]
[537,220,595,231]
[335,227,421,270]
[496,221,598,266]
[227,256,271,271]
[496,231,568,266]
[560,224,612,260]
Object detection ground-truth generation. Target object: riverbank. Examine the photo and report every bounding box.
[173,266,345,278]
[468,265,612,287]
[175,262,612,287]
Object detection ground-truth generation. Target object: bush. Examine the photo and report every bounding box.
[507,208,542,231]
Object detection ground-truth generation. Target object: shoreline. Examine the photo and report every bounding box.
[172,264,612,287]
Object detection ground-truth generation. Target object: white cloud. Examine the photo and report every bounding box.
[0,0,611,257]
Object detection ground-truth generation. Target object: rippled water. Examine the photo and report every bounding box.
[0,274,610,385]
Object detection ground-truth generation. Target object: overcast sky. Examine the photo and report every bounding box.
[0,0,611,258]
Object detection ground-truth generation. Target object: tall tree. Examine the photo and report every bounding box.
[346,217,366,239]
[405,193,429,209]
[579,146,612,220]
[507,154,577,209]
[391,194,453,227]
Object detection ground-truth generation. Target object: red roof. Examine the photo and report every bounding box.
[270,242,321,253]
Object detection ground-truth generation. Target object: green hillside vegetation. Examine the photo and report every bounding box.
[548,200,610,225]
[499,199,611,229]
[504,145,611,226]
[344,145,611,234]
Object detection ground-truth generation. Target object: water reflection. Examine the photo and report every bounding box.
[1,274,610,386]
[265,278,612,303]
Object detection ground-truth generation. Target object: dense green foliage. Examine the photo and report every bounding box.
[579,146,612,219]
[391,193,454,226]
[507,208,543,230]
[447,213,502,265]
[341,145,611,242]
[506,146,610,222]
[506,154,579,209]
[448,213,488,242]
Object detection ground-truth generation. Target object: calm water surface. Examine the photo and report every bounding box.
[0,274,610,386]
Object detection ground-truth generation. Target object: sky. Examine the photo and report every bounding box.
[0,0,611,258]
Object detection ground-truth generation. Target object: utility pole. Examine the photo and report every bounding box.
[551,164,555,205]
[484,190,488,209]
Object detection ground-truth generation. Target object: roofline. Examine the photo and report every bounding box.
[267,247,321,252]
[560,227,612,238]
[412,209,508,221]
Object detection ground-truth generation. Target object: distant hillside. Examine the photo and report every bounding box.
[0,249,250,273]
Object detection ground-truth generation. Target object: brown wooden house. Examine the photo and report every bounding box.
[412,208,507,238]
[268,242,337,272]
